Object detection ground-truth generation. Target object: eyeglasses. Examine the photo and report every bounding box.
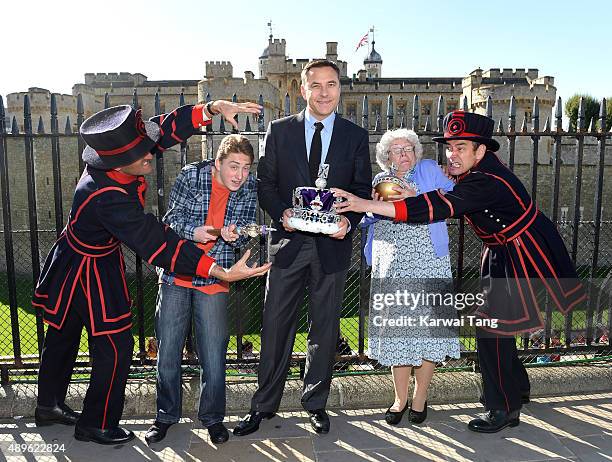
[388,146,415,156]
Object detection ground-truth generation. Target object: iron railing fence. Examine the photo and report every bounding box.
[0,90,610,384]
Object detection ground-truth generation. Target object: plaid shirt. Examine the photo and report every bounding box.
[159,160,257,286]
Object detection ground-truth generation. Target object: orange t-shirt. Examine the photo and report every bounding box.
[173,174,231,294]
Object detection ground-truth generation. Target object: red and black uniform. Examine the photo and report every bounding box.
[393,150,586,412]
[34,105,213,429]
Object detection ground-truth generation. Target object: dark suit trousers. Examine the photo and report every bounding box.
[38,281,133,429]
[476,332,530,412]
[251,238,348,412]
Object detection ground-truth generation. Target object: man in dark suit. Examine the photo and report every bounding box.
[234,59,372,436]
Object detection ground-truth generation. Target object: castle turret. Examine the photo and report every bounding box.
[364,40,382,78]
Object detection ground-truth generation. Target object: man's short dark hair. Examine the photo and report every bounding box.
[301,59,340,85]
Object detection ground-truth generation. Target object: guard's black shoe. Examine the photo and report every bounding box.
[74,425,135,445]
[35,403,80,426]
[145,421,173,445]
[384,401,409,425]
[233,411,275,436]
[408,401,428,424]
[479,393,530,406]
[468,409,520,433]
[307,409,330,434]
[207,422,229,444]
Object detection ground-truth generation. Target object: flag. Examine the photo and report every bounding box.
[355,31,369,51]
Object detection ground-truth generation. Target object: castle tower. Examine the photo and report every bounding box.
[326,42,338,63]
[364,39,382,78]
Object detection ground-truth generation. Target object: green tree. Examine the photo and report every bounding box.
[564,94,600,130]
[604,98,612,131]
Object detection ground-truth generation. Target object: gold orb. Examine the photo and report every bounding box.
[373,175,409,201]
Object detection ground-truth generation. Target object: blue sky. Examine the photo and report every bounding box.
[1,0,609,113]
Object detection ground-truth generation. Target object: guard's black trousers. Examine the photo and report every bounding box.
[37,282,133,429]
[476,333,530,412]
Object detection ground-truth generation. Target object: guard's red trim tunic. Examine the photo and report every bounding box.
[33,105,214,335]
[396,151,586,335]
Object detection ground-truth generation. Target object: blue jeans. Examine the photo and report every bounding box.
[154,283,229,427]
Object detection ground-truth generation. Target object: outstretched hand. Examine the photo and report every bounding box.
[210,249,272,282]
[211,100,262,130]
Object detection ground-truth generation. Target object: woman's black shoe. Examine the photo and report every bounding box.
[408,401,428,424]
[385,401,410,425]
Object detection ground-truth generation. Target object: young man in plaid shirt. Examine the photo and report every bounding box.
[146,135,258,445]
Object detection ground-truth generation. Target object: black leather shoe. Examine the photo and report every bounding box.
[35,403,80,426]
[468,409,520,433]
[207,422,229,444]
[74,425,135,445]
[233,411,275,436]
[479,393,530,406]
[145,421,173,445]
[385,401,410,425]
[408,401,428,424]
[307,409,330,434]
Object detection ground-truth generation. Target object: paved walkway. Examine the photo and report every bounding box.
[1,392,611,461]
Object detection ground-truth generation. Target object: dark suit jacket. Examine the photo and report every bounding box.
[257,110,372,274]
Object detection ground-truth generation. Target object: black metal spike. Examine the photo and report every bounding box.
[50,94,58,134]
[362,95,369,129]
[532,96,539,132]
[104,92,110,109]
[577,96,585,132]
[77,93,84,116]
[11,116,19,134]
[374,112,381,131]
[154,92,161,115]
[496,117,504,134]
[424,115,431,131]
[24,95,32,135]
[179,91,185,106]
[520,116,528,133]
[508,95,516,132]
[588,116,595,133]
[599,97,607,133]
[386,94,393,130]
[436,95,444,131]
[258,94,265,131]
[412,94,419,130]
[485,95,493,118]
[245,116,252,131]
[543,116,550,132]
[555,96,563,132]
[0,95,5,134]
[284,92,290,117]
[132,89,138,109]
[64,116,72,134]
[461,95,468,111]
[37,116,45,134]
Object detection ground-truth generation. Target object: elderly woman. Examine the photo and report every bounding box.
[364,129,460,425]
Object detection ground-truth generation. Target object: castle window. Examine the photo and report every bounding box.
[278,80,282,89]
[422,102,432,117]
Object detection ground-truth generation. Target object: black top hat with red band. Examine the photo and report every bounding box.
[432,111,500,152]
[80,105,161,169]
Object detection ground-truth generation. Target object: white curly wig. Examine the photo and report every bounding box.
[375,128,423,172]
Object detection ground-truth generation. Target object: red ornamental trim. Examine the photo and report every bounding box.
[95,135,145,156]
[135,109,147,137]
[447,117,466,135]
